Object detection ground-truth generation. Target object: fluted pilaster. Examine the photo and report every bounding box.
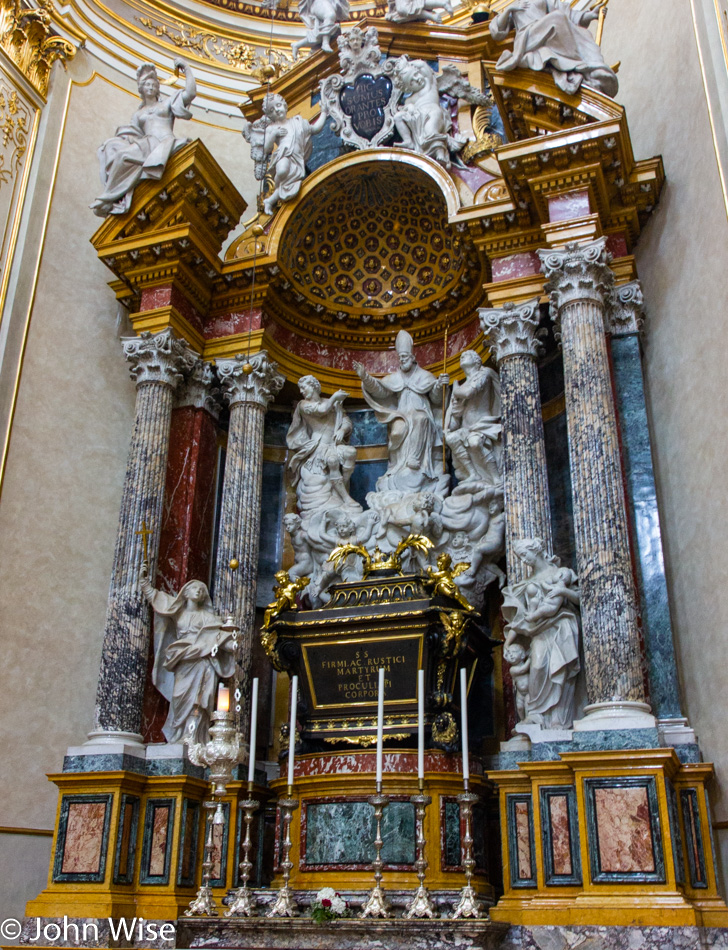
[213,351,284,731]
[480,298,551,584]
[540,240,648,714]
[93,329,197,739]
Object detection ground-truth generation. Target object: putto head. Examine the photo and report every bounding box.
[262,92,287,119]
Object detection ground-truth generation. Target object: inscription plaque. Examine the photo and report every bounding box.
[301,633,423,710]
[340,74,393,142]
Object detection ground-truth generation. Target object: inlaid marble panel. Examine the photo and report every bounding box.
[114,794,139,884]
[594,786,654,873]
[140,798,176,884]
[149,805,171,877]
[60,801,108,875]
[515,801,533,881]
[681,788,708,888]
[304,800,414,866]
[178,799,201,887]
[549,794,572,876]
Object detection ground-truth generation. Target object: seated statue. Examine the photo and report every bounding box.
[489,0,617,98]
[292,0,350,58]
[386,0,453,25]
[140,566,234,745]
[502,538,581,730]
[91,60,196,217]
[445,350,502,490]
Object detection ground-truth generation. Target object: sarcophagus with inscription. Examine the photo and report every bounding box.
[261,566,497,752]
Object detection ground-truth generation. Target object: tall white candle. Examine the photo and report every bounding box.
[376,668,385,787]
[247,677,259,785]
[417,668,425,783]
[287,674,298,789]
[217,683,230,713]
[460,667,470,784]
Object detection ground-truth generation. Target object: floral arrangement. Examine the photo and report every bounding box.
[310,887,350,923]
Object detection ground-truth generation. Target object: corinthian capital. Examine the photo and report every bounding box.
[122,328,198,388]
[176,359,222,417]
[217,351,285,409]
[538,238,614,314]
[608,281,645,336]
[479,298,544,363]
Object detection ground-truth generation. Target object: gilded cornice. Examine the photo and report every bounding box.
[0,0,78,99]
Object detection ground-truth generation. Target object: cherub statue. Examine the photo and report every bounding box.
[262,569,310,630]
[424,552,476,613]
[140,564,234,744]
[91,60,196,217]
[242,93,328,216]
[503,641,531,721]
[392,59,489,167]
[386,0,453,25]
[283,513,316,580]
[292,0,351,59]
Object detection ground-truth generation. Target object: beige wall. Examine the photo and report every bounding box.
[602,0,728,867]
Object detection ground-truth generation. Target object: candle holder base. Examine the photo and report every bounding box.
[266,886,299,918]
[226,887,257,917]
[359,885,391,919]
[184,886,218,918]
[451,884,485,920]
[403,884,436,919]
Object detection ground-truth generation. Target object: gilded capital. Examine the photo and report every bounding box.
[538,238,614,315]
[479,298,543,363]
[609,281,645,336]
[176,359,222,417]
[217,351,285,409]
[122,328,197,389]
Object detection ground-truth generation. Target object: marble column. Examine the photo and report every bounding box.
[213,351,284,733]
[479,298,551,585]
[539,240,653,728]
[90,329,197,745]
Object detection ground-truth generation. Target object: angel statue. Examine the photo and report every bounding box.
[140,565,235,745]
[292,0,350,59]
[242,93,328,216]
[91,59,196,217]
[424,552,476,613]
[262,570,311,630]
[489,0,618,98]
[392,59,490,167]
[386,0,453,24]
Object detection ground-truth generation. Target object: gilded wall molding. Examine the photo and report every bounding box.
[0,0,76,99]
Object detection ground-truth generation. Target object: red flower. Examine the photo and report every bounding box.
[322,898,331,908]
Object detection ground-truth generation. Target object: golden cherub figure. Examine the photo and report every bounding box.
[424,553,475,613]
[262,569,310,630]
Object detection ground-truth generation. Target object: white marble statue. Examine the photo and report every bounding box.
[287,375,361,518]
[91,60,196,217]
[283,512,316,580]
[442,484,506,593]
[386,0,453,25]
[140,567,235,744]
[354,331,449,496]
[292,0,350,59]
[391,60,488,167]
[445,350,502,489]
[502,538,581,730]
[242,93,328,216]
[489,0,618,98]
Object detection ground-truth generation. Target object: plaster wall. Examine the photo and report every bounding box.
[601,0,728,851]
[0,51,252,834]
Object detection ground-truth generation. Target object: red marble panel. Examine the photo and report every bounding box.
[491,251,541,283]
[549,794,572,876]
[138,284,204,334]
[594,786,655,873]
[142,405,219,743]
[451,165,494,193]
[605,232,629,259]
[148,805,170,877]
[118,800,134,879]
[548,188,590,222]
[293,750,481,778]
[61,801,107,874]
[205,308,263,339]
[514,801,532,880]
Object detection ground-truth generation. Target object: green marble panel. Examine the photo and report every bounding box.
[305,801,415,865]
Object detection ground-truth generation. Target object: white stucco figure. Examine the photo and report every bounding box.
[91,60,196,217]
[242,93,328,216]
[391,60,488,167]
[354,331,449,496]
[292,0,350,59]
[445,350,502,489]
[141,568,235,744]
[287,375,361,518]
[442,484,506,593]
[489,0,618,98]
[502,538,581,730]
[283,513,316,580]
[386,0,453,25]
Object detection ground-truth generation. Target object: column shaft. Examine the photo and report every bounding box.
[93,330,195,738]
[541,241,646,709]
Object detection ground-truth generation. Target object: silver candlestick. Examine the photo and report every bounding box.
[267,786,299,917]
[360,787,391,918]
[226,781,259,917]
[451,788,484,919]
[185,799,219,917]
[404,781,436,918]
